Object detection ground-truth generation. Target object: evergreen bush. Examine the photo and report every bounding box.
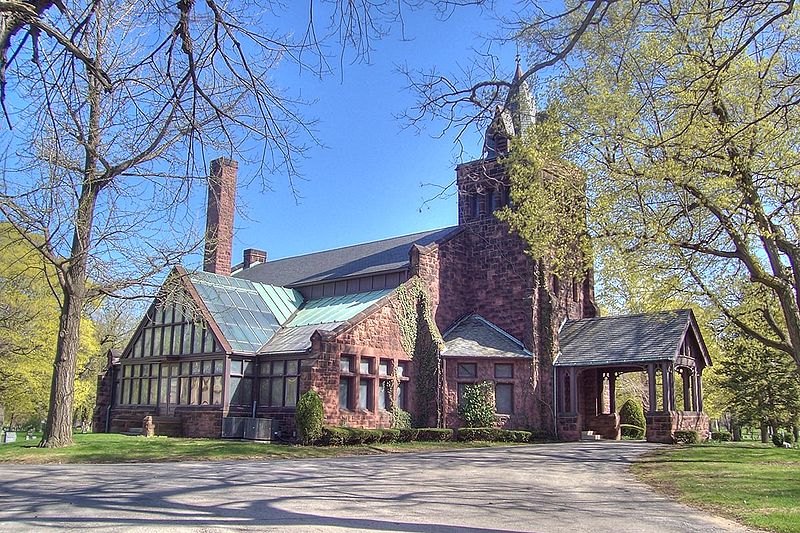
[674,430,699,444]
[398,428,419,442]
[618,399,646,439]
[295,390,324,445]
[415,428,453,441]
[457,427,532,442]
[772,432,784,447]
[458,381,496,428]
[711,431,732,442]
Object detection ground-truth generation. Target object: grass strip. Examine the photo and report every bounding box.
[633,442,800,533]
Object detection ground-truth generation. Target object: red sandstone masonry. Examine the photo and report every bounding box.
[203,158,237,276]
[306,289,414,429]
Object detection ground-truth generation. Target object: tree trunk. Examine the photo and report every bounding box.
[760,421,769,443]
[39,59,103,447]
[38,183,99,448]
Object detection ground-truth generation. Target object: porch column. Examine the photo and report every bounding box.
[682,369,691,411]
[647,363,656,413]
[597,371,605,414]
[661,362,671,412]
[557,368,565,414]
[608,372,617,413]
[697,370,704,412]
[569,367,578,414]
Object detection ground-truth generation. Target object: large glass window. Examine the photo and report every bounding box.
[117,359,223,406]
[230,358,254,406]
[258,359,301,407]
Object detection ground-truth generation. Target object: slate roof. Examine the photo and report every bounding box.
[259,323,344,354]
[233,226,459,287]
[555,309,693,367]
[441,314,530,359]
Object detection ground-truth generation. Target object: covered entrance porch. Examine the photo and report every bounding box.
[553,309,712,443]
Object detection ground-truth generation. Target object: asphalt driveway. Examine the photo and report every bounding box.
[0,441,749,532]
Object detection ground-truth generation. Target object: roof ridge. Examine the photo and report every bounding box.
[241,225,458,266]
[565,309,690,323]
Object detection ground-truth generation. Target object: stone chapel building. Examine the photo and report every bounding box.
[94,67,711,443]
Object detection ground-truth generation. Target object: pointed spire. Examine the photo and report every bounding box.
[482,61,537,158]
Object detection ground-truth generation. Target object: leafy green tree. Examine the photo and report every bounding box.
[495,1,800,374]
[715,329,800,443]
[0,224,101,428]
[458,381,496,428]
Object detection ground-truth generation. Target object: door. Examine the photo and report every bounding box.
[158,363,179,416]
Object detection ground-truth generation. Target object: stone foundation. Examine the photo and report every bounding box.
[557,414,581,441]
[646,411,710,443]
[586,413,620,440]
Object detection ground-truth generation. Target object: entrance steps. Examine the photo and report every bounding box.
[581,430,602,441]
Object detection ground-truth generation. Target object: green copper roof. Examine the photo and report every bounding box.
[189,271,302,353]
[287,289,394,327]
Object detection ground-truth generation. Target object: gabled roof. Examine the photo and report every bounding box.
[555,309,706,368]
[233,226,459,287]
[188,271,302,353]
[441,314,530,359]
[260,289,396,354]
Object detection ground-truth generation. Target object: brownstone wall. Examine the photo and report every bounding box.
[176,407,223,438]
[586,413,621,440]
[306,293,412,429]
[92,369,115,432]
[442,357,535,430]
[646,411,710,443]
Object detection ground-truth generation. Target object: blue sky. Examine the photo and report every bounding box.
[202,3,518,268]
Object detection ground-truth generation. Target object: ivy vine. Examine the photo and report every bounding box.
[392,277,444,427]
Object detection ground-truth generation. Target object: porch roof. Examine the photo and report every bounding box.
[555,309,699,368]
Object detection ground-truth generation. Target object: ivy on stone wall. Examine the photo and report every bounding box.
[393,277,444,427]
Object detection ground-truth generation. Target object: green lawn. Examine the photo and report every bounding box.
[0,432,508,464]
[633,442,800,533]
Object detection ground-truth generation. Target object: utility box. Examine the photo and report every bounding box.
[222,417,275,441]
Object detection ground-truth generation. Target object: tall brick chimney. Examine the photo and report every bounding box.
[203,158,237,276]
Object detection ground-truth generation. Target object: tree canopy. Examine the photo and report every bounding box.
[487,0,800,372]
[0,223,102,427]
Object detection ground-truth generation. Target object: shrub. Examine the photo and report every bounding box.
[378,428,401,443]
[711,431,732,442]
[391,407,412,430]
[772,433,784,447]
[321,426,349,446]
[618,399,646,440]
[458,381,496,428]
[398,428,419,442]
[415,428,453,441]
[457,427,533,443]
[784,431,795,445]
[295,390,324,445]
[674,430,699,444]
[529,429,556,442]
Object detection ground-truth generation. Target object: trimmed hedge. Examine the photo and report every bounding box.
[711,430,732,442]
[321,426,437,446]
[457,427,532,443]
[674,430,699,444]
[415,428,454,441]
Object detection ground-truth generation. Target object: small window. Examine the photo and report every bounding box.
[379,360,390,376]
[496,383,514,414]
[397,361,408,378]
[339,377,352,410]
[457,363,477,378]
[494,364,513,379]
[359,379,373,410]
[360,358,373,375]
[457,382,469,406]
[340,356,353,373]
